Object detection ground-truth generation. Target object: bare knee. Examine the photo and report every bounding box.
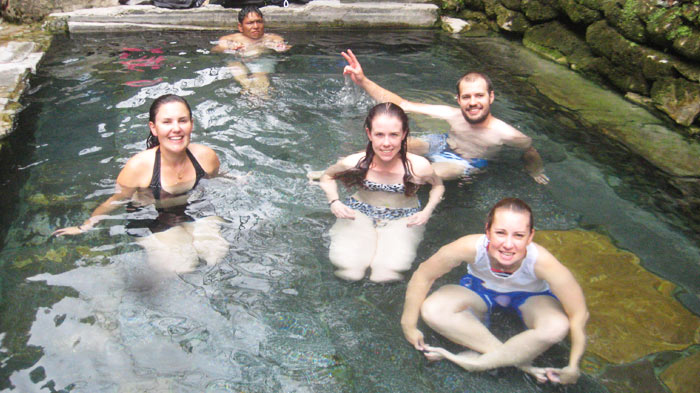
[420,295,446,326]
[334,268,366,281]
[533,314,569,345]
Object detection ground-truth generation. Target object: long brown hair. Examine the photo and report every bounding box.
[333,102,419,196]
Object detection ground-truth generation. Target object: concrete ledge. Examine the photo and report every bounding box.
[48,2,440,33]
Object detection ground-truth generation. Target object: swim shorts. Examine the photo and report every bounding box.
[459,273,556,325]
[422,133,487,175]
[243,56,277,74]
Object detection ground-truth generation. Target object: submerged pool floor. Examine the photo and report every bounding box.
[0,30,698,393]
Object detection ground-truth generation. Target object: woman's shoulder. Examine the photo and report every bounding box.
[340,152,365,167]
[188,143,220,175]
[406,153,433,174]
[118,148,157,188]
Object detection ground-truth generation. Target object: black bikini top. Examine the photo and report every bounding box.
[148,147,207,200]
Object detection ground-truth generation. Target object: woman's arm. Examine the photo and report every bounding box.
[319,154,361,220]
[405,155,444,227]
[535,246,589,384]
[401,235,478,349]
[52,152,150,236]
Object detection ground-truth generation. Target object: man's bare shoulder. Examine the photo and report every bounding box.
[218,32,243,41]
[263,33,285,41]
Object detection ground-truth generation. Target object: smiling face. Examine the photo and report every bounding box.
[366,114,407,164]
[457,77,494,125]
[238,12,265,40]
[148,101,193,152]
[485,208,534,272]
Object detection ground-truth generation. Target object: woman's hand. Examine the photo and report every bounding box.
[52,226,87,237]
[402,326,425,351]
[329,200,356,220]
[545,366,581,384]
[406,210,431,227]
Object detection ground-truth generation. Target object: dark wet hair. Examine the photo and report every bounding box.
[333,102,419,196]
[456,72,493,95]
[147,94,192,149]
[238,5,263,23]
[485,198,534,232]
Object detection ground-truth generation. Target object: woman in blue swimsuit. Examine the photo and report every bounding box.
[53,94,228,273]
[319,103,444,282]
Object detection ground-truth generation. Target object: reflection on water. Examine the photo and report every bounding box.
[0,30,696,392]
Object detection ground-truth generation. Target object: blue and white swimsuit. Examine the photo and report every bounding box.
[422,133,487,175]
[460,235,556,324]
[344,179,420,223]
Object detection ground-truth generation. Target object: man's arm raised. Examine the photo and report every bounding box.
[341,50,458,120]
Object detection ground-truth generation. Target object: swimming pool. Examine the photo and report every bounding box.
[0,29,697,392]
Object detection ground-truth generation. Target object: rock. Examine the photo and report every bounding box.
[523,20,599,72]
[598,358,671,393]
[455,10,499,36]
[601,0,647,43]
[1,0,117,23]
[494,4,531,33]
[441,16,469,33]
[681,3,700,28]
[672,27,700,62]
[521,0,559,22]
[534,230,700,364]
[500,0,522,11]
[660,349,700,393]
[644,6,684,48]
[586,20,649,94]
[650,77,700,127]
[558,0,601,25]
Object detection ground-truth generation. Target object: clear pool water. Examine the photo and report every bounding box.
[0,29,697,392]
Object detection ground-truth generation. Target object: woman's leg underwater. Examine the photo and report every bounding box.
[328,212,377,281]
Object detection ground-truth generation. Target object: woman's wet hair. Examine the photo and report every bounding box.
[146,94,192,149]
[333,102,419,196]
[485,198,534,231]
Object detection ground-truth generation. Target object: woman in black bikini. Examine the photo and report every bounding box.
[53,94,228,273]
[319,103,444,282]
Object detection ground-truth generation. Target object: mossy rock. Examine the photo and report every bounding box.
[645,6,684,47]
[660,349,700,393]
[494,3,531,32]
[681,3,700,28]
[482,0,500,17]
[558,0,602,25]
[523,20,599,72]
[650,77,700,127]
[457,9,492,23]
[462,0,487,11]
[586,20,649,94]
[521,0,560,22]
[500,0,523,11]
[601,0,647,43]
[672,27,700,62]
[534,230,700,364]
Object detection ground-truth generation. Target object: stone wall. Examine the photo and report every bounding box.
[1,0,119,22]
[440,0,700,136]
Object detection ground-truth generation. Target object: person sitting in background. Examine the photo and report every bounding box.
[212,5,291,96]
